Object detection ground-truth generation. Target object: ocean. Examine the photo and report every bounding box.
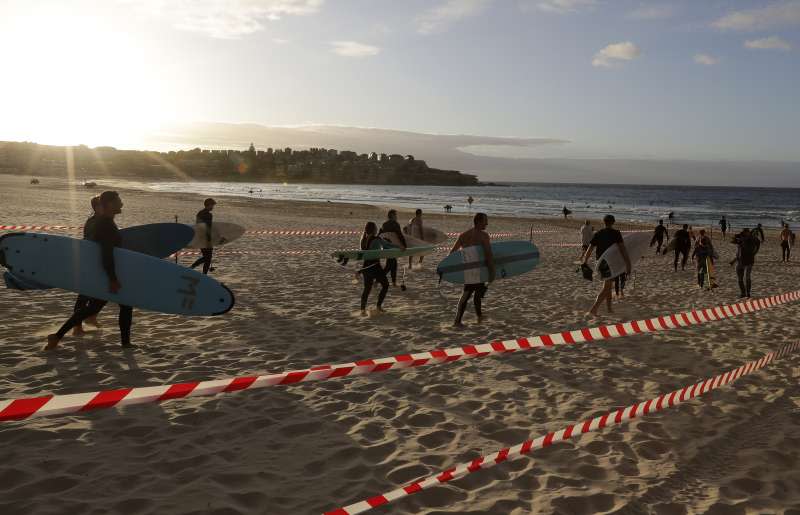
[139,181,799,230]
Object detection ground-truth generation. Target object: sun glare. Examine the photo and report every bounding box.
[0,8,172,148]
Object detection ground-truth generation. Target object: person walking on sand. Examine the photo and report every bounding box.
[71,195,104,336]
[753,223,765,243]
[359,222,389,315]
[650,219,669,254]
[692,232,714,289]
[379,209,406,287]
[780,224,792,262]
[451,212,495,327]
[580,220,593,253]
[731,228,759,298]
[581,214,631,317]
[673,224,691,271]
[719,216,728,240]
[190,198,216,274]
[407,208,425,268]
[47,191,134,350]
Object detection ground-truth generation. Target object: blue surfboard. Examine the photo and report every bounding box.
[0,232,233,316]
[4,223,194,291]
[437,240,540,284]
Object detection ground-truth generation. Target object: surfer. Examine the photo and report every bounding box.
[46,191,134,350]
[407,209,425,268]
[562,206,572,219]
[379,209,406,287]
[580,214,630,317]
[72,195,103,336]
[580,220,593,253]
[650,219,669,254]
[668,211,675,225]
[451,212,494,327]
[359,222,390,315]
[753,223,765,243]
[719,216,728,239]
[732,228,760,298]
[190,198,216,274]
[692,232,714,289]
[780,224,792,262]
[673,224,691,271]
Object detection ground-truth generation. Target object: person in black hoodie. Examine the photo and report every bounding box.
[379,209,406,287]
[46,191,134,350]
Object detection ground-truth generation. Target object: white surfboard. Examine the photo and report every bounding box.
[403,224,448,244]
[381,233,437,255]
[188,222,245,249]
[596,232,651,279]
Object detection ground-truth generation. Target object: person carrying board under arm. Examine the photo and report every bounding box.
[580,214,631,317]
[190,198,216,274]
[379,209,406,287]
[451,212,495,327]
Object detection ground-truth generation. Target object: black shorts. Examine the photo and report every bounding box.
[598,261,612,280]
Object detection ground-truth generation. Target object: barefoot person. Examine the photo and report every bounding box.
[71,195,103,336]
[581,214,630,316]
[780,224,792,263]
[650,219,668,254]
[673,224,691,271]
[580,220,593,253]
[190,198,216,274]
[379,209,406,287]
[359,222,389,315]
[407,208,425,268]
[451,212,495,327]
[47,191,134,350]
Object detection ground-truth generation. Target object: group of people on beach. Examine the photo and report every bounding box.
[44,192,219,350]
[359,209,494,327]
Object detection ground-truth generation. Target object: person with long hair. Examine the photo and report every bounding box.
[359,221,389,315]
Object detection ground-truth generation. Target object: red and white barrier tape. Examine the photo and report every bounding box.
[0,291,797,423]
[0,224,81,231]
[326,341,800,514]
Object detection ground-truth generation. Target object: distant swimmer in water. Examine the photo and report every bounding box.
[650,219,669,254]
[359,222,389,315]
[581,214,630,317]
[190,198,216,274]
[72,195,104,336]
[451,213,494,327]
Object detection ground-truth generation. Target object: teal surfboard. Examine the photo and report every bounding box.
[0,232,233,316]
[437,240,540,284]
[332,245,435,266]
[4,223,195,291]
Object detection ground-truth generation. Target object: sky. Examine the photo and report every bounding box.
[0,0,799,168]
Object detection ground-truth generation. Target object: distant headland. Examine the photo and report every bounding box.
[0,141,480,186]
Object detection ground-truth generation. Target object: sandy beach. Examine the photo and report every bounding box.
[1,173,800,515]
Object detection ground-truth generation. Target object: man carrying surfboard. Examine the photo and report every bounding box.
[580,214,630,317]
[379,210,406,287]
[580,220,593,253]
[72,194,103,336]
[47,191,134,350]
[190,198,216,274]
[450,212,495,327]
[359,222,390,315]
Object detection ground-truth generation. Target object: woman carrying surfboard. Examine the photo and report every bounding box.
[580,214,630,317]
[359,222,390,315]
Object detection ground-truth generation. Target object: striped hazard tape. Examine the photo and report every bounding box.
[326,341,800,514]
[0,291,797,423]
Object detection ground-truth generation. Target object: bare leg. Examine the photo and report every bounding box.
[589,280,613,315]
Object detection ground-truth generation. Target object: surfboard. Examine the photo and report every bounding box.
[187,222,245,249]
[0,232,234,315]
[332,244,435,266]
[381,232,437,253]
[436,240,539,284]
[403,224,448,244]
[4,223,195,291]
[596,232,650,280]
[665,236,678,253]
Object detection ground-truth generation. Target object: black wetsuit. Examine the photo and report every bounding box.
[753,226,765,243]
[673,229,691,271]
[360,236,389,310]
[379,220,406,285]
[54,217,133,346]
[191,208,214,274]
[651,224,668,254]
[73,214,99,313]
[591,228,624,279]
[735,233,759,297]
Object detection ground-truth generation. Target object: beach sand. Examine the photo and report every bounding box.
[1,174,800,515]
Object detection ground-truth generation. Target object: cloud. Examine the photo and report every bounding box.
[121,0,323,39]
[592,41,641,67]
[693,53,718,65]
[627,4,675,20]
[533,0,596,13]
[330,41,380,58]
[744,35,793,50]
[712,1,800,31]
[416,0,491,34]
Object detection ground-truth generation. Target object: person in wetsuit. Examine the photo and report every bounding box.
[190,198,216,274]
[451,212,495,327]
[651,219,669,254]
[732,228,759,298]
[753,223,765,243]
[580,220,593,252]
[719,216,728,239]
[72,195,103,336]
[46,191,134,350]
[379,209,406,287]
[673,224,691,271]
[359,221,389,314]
[580,214,630,316]
[780,224,792,262]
